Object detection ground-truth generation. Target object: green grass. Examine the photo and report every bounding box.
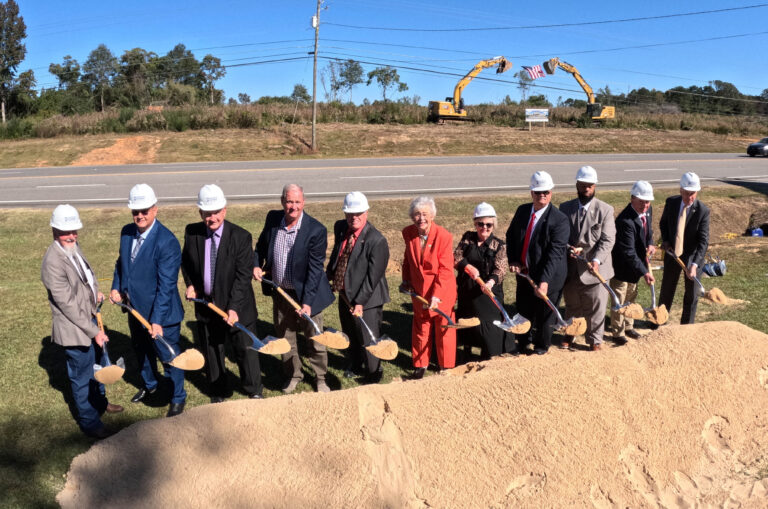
[1,186,767,506]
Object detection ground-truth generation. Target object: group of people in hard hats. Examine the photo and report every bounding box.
[41,169,708,439]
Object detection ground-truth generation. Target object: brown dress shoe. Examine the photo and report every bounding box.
[106,403,124,413]
[591,344,602,351]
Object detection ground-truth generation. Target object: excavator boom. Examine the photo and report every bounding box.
[542,57,614,120]
[453,56,512,106]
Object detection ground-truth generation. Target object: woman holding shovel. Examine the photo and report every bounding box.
[454,202,514,359]
[401,196,457,379]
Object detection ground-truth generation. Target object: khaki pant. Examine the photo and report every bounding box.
[273,291,327,382]
[563,279,609,346]
[609,279,638,337]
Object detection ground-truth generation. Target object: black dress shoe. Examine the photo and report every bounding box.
[533,347,549,355]
[210,396,226,404]
[626,329,642,340]
[167,402,185,417]
[87,427,115,440]
[408,367,426,380]
[131,387,156,403]
[363,370,383,384]
[248,393,264,399]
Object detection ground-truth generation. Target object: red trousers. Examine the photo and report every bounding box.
[411,308,456,369]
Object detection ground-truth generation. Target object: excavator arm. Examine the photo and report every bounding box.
[542,57,614,120]
[452,56,512,107]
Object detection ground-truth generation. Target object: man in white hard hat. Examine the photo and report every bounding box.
[41,205,123,439]
[559,166,616,351]
[181,185,263,402]
[253,184,335,393]
[326,192,390,384]
[110,184,187,417]
[659,172,710,324]
[609,181,656,343]
[506,171,570,355]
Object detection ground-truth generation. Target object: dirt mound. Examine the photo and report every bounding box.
[58,322,768,508]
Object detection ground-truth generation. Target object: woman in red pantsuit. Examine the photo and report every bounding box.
[400,196,457,379]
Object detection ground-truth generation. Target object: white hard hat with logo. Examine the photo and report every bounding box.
[342,191,369,213]
[50,204,83,231]
[630,181,654,201]
[680,172,701,192]
[197,184,227,211]
[575,165,598,184]
[473,202,496,218]
[128,183,158,210]
[530,171,554,191]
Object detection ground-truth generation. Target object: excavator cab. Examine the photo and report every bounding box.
[543,57,615,121]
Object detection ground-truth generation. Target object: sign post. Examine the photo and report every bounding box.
[525,108,549,131]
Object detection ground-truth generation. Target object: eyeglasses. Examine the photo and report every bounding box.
[132,208,151,216]
[533,190,551,196]
[475,222,494,228]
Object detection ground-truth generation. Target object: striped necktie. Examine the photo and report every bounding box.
[131,235,143,263]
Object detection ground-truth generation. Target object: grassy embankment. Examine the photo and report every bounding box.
[1,186,767,507]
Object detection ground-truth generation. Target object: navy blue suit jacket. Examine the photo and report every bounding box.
[255,210,335,316]
[611,203,653,283]
[112,219,184,325]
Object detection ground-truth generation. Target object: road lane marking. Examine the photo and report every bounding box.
[623,168,679,172]
[340,174,424,179]
[36,184,107,188]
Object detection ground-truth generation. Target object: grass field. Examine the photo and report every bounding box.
[1,185,767,507]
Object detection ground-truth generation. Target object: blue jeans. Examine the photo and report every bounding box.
[64,344,107,435]
[129,317,187,404]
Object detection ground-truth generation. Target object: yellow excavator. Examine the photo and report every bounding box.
[428,56,512,122]
[542,58,615,120]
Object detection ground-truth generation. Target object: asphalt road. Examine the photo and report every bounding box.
[1,153,766,208]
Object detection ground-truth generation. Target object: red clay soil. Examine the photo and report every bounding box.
[58,322,768,508]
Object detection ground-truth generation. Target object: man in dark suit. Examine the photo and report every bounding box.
[506,171,570,355]
[659,172,710,324]
[110,184,187,417]
[253,184,335,394]
[610,181,656,342]
[181,185,262,402]
[327,192,390,384]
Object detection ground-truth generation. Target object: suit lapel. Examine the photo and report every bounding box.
[347,223,369,268]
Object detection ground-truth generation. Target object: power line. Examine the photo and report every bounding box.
[324,4,768,32]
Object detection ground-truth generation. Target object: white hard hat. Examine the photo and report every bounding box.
[342,191,369,213]
[50,204,83,231]
[197,184,227,211]
[530,171,554,191]
[128,183,157,210]
[473,202,496,218]
[680,172,701,192]
[630,180,654,201]
[575,165,598,184]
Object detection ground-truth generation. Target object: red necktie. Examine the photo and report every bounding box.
[520,213,535,267]
[641,214,647,240]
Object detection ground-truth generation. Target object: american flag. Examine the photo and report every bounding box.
[522,65,546,80]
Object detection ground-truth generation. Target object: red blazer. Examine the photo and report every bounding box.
[402,223,457,314]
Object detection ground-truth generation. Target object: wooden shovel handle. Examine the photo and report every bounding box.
[96,311,104,333]
[206,301,229,320]
[410,292,431,307]
[127,308,152,331]
[276,286,303,312]
[667,250,688,271]
[472,275,496,299]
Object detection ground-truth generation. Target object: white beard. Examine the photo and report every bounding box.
[59,240,78,255]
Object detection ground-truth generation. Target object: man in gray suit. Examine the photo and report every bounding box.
[41,205,123,439]
[559,166,616,351]
[327,192,390,384]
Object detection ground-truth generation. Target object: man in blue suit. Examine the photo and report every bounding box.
[110,184,187,417]
[253,184,335,394]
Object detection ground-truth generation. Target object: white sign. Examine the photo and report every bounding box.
[525,108,549,123]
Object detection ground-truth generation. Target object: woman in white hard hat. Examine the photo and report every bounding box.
[453,202,512,359]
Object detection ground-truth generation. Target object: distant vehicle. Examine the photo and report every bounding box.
[747,137,768,157]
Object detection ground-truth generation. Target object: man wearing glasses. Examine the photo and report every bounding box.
[506,171,570,355]
[110,183,187,417]
[559,166,616,351]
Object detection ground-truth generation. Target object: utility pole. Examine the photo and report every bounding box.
[311,0,321,151]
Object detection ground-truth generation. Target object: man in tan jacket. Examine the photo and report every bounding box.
[559,166,616,351]
[41,205,123,439]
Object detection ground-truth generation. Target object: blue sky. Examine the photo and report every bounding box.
[17,1,768,107]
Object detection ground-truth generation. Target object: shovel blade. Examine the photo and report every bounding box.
[493,313,531,334]
[169,348,205,371]
[555,317,587,336]
[257,336,291,355]
[366,336,398,360]
[311,329,350,349]
[94,364,125,384]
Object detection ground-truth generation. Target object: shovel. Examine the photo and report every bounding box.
[520,273,587,336]
[338,293,398,361]
[399,286,480,329]
[467,272,530,334]
[93,300,125,384]
[644,255,668,325]
[573,253,643,319]
[665,249,727,303]
[113,299,205,371]
[186,297,290,355]
[260,277,349,349]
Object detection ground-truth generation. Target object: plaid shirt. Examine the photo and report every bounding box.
[273,213,304,290]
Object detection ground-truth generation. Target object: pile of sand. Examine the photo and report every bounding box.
[58,322,768,508]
